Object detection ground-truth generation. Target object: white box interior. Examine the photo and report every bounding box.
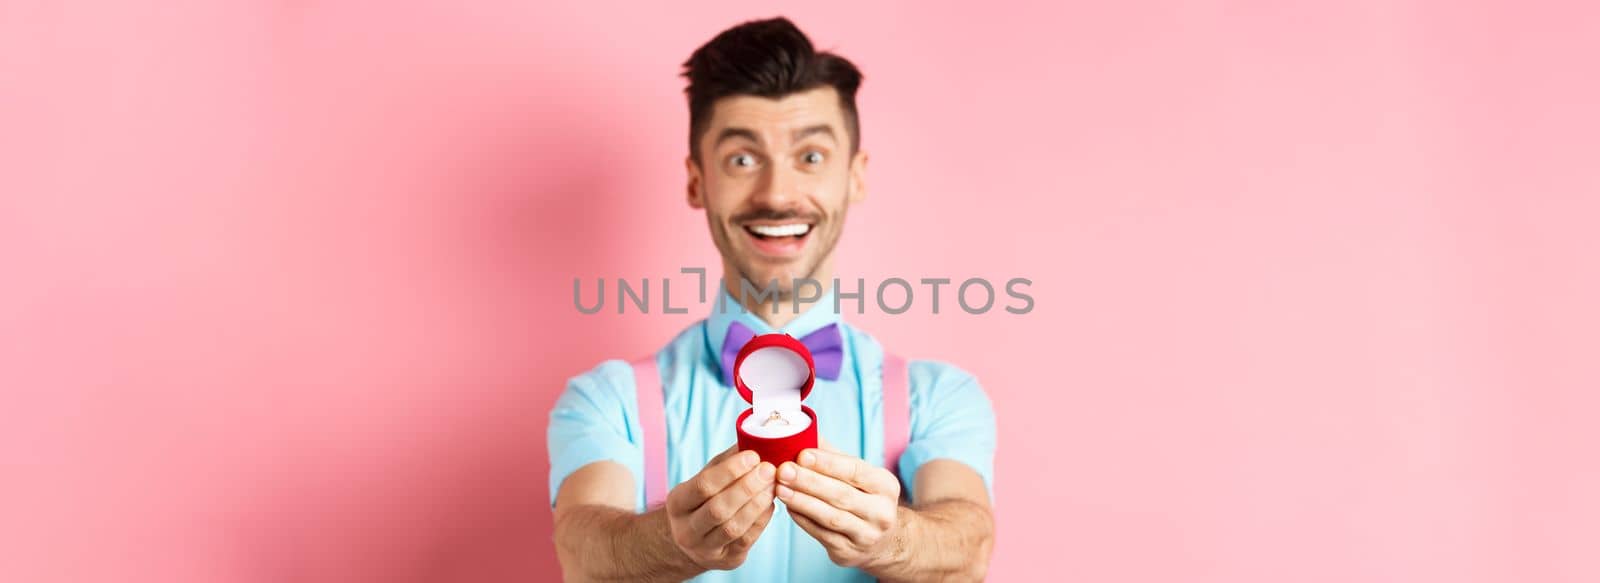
[737,345,813,439]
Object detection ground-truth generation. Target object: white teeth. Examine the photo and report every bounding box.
[748,223,811,237]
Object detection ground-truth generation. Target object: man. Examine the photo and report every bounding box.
[549,17,996,582]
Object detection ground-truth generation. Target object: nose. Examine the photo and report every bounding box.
[750,159,798,208]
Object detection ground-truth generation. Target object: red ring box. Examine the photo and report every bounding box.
[732,333,818,465]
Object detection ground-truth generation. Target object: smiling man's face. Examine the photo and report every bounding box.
[686,86,867,301]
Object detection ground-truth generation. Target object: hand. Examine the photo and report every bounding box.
[665,446,778,571]
[776,446,903,569]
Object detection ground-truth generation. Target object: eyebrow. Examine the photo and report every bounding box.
[791,124,836,143]
[712,124,838,149]
[713,127,760,149]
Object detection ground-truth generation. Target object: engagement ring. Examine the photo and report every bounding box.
[760,410,790,426]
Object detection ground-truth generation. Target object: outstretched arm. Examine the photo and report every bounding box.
[552,448,778,582]
[552,461,701,583]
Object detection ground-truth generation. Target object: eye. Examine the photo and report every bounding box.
[728,153,757,169]
[801,150,825,165]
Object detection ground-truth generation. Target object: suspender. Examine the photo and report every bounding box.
[629,356,669,508]
[880,352,910,481]
[630,353,911,508]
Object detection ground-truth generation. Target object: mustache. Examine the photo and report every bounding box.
[730,207,821,224]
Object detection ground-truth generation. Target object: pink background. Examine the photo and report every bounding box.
[4,1,1597,581]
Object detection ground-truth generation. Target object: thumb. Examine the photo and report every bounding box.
[709,444,741,465]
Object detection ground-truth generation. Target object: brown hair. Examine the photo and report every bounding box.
[681,17,863,163]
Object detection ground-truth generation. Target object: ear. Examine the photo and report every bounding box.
[685,156,705,209]
[847,149,869,205]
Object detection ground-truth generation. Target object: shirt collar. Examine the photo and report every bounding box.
[704,282,844,378]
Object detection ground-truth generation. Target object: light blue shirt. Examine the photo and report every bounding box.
[548,288,997,582]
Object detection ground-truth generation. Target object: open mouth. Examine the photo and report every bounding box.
[741,223,814,257]
[744,223,813,240]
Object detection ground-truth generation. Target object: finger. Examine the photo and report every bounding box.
[704,480,776,547]
[670,450,759,514]
[707,444,740,465]
[747,496,777,535]
[777,481,875,546]
[779,461,877,522]
[799,448,900,496]
[689,461,775,536]
[789,506,856,550]
[717,505,773,563]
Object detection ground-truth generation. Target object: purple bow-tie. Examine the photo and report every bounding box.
[720,321,843,387]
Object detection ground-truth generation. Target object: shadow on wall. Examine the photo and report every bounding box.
[239,74,649,581]
[412,94,657,581]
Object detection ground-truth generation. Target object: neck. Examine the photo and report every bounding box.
[721,268,834,330]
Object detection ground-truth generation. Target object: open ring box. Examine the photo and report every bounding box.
[733,333,818,465]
